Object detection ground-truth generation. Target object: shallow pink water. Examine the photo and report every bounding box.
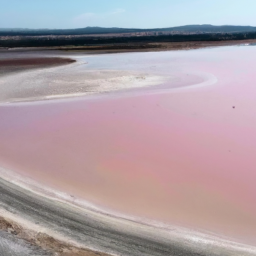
[1,46,256,245]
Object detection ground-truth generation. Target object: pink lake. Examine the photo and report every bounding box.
[0,46,256,246]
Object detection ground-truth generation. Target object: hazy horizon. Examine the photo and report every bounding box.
[1,0,256,29]
[1,24,256,31]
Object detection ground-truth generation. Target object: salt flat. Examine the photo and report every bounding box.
[1,46,256,255]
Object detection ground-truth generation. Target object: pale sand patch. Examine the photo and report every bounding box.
[0,58,168,103]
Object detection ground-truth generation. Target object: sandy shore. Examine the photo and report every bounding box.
[1,47,256,255]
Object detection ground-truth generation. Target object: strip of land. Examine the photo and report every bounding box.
[0,57,75,77]
[1,39,256,53]
[0,58,75,66]
[51,39,256,53]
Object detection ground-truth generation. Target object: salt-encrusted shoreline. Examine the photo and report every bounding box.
[0,163,256,256]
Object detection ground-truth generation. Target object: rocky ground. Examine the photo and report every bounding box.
[0,230,51,256]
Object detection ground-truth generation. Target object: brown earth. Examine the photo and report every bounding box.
[55,39,256,53]
[0,216,111,256]
[0,57,76,77]
[0,57,75,67]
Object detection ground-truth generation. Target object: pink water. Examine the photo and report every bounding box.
[1,46,256,246]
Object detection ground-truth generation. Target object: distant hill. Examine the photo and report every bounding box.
[1,25,256,36]
[159,25,256,33]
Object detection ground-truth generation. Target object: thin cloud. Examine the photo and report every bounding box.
[111,8,126,15]
[73,12,95,23]
[73,8,125,26]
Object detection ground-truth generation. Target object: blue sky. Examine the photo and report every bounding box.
[1,0,256,29]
